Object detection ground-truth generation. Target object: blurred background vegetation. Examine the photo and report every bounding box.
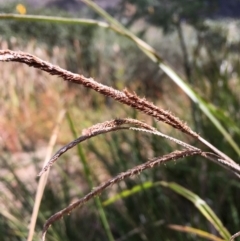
[0,0,240,240]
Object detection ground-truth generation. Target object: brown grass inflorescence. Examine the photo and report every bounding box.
[1,49,240,240]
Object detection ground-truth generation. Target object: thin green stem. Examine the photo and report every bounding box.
[66,112,114,241]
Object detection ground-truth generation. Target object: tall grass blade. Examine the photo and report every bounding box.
[204,102,240,137]
[103,181,158,206]
[160,181,231,240]
[1,209,28,237]
[103,181,231,240]
[66,112,114,241]
[0,13,110,27]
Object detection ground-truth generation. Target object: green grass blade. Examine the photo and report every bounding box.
[0,13,110,27]
[103,181,156,206]
[103,180,231,240]
[0,208,28,237]
[66,112,91,182]
[205,102,240,137]
[160,181,231,240]
[66,112,114,241]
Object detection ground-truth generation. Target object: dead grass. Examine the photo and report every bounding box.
[0,48,239,240]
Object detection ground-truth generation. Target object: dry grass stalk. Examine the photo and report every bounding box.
[39,117,202,177]
[38,118,157,176]
[203,153,240,177]
[130,127,200,151]
[41,149,202,240]
[0,50,197,138]
[0,50,238,169]
[230,231,240,241]
[1,49,240,240]
[27,109,66,241]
